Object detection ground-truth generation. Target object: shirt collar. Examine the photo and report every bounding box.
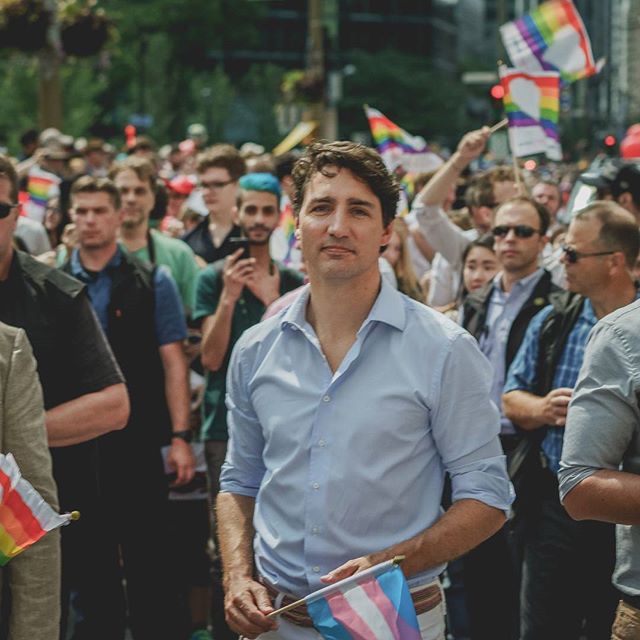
[70,246,122,282]
[280,276,407,334]
[492,267,544,293]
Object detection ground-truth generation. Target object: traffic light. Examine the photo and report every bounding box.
[490,84,505,100]
[602,133,618,155]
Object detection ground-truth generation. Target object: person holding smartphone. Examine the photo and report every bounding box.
[194,172,304,639]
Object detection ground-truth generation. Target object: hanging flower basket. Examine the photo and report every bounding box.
[60,7,111,57]
[0,0,52,52]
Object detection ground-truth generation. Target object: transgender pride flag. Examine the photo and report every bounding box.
[306,560,420,640]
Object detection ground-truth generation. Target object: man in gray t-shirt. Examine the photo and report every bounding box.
[559,298,640,638]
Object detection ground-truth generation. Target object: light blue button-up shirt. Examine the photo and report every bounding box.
[479,268,545,435]
[220,278,513,598]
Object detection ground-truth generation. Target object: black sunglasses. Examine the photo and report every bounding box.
[0,202,17,219]
[492,225,541,239]
[561,244,616,264]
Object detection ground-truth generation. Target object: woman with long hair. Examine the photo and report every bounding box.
[382,217,424,302]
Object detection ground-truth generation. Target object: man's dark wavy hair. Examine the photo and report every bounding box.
[291,140,400,226]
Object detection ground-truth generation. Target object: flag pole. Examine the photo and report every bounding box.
[489,118,508,133]
[266,556,407,619]
[496,59,523,193]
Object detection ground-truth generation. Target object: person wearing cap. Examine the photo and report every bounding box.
[194,172,304,638]
[581,162,640,222]
[110,156,201,316]
[83,138,109,177]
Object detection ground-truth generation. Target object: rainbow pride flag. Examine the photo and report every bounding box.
[25,166,60,222]
[500,66,562,161]
[306,560,420,640]
[0,453,74,565]
[364,106,442,173]
[500,0,597,84]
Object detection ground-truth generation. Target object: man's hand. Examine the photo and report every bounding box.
[223,249,255,303]
[540,387,573,426]
[224,575,277,638]
[247,266,281,307]
[320,555,378,585]
[456,127,491,164]
[167,437,195,486]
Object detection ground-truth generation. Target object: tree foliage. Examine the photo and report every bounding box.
[339,49,471,145]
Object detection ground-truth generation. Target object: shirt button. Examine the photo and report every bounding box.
[313,566,320,573]
[322,395,331,403]
[312,526,319,534]
[318,439,326,447]
[312,482,320,490]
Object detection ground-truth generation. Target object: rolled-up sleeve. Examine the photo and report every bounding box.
[559,321,640,501]
[220,340,267,497]
[412,203,471,269]
[431,331,514,513]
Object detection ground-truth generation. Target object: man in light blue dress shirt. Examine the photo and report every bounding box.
[217,141,514,639]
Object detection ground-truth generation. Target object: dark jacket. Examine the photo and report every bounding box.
[462,270,561,373]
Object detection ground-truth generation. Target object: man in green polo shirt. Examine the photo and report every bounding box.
[194,173,303,638]
[111,156,201,315]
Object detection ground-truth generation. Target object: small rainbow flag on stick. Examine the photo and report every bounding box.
[500,66,562,161]
[364,106,442,173]
[500,0,598,84]
[0,453,77,566]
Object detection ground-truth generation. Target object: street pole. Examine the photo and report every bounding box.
[37,0,62,129]
[306,0,325,135]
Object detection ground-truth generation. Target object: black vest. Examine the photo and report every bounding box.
[63,252,172,450]
[462,270,561,373]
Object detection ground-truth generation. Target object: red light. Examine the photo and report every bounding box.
[490,85,505,100]
[604,135,616,147]
[524,160,537,171]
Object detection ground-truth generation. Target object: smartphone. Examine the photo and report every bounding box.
[229,237,251,260]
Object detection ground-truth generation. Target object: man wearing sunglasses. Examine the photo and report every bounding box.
[412,126,519,307]
[460,196,559,639]
[502,201,639,639]
[182,144,247,264]
[0,155,129,636]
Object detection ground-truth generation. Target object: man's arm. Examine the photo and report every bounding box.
[559,319,640,524]
[502,388,573,430]
[47,383,128,447]
[416,127,490,207]
[200,250,253,372]
[412,127,490,268]
[501,305,571,430]
[217,493,277,638]
[4,328,61,639]
[323,499,504,583]
[48,291,128,447]
[153,268,195,485]
[159,341,195,485]
[563,470,640,525]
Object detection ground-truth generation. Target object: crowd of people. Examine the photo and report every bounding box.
[1,121,640,640]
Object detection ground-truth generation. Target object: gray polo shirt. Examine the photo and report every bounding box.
[558,298,640,596]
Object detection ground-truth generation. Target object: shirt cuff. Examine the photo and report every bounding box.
[449,454,515,515]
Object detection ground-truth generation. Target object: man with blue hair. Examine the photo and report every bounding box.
[195,172,304,638]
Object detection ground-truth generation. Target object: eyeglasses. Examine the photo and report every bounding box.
[199,179,235,191]
[0,202,18,219]
[561,244,616,264]
[491,225,541,239]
